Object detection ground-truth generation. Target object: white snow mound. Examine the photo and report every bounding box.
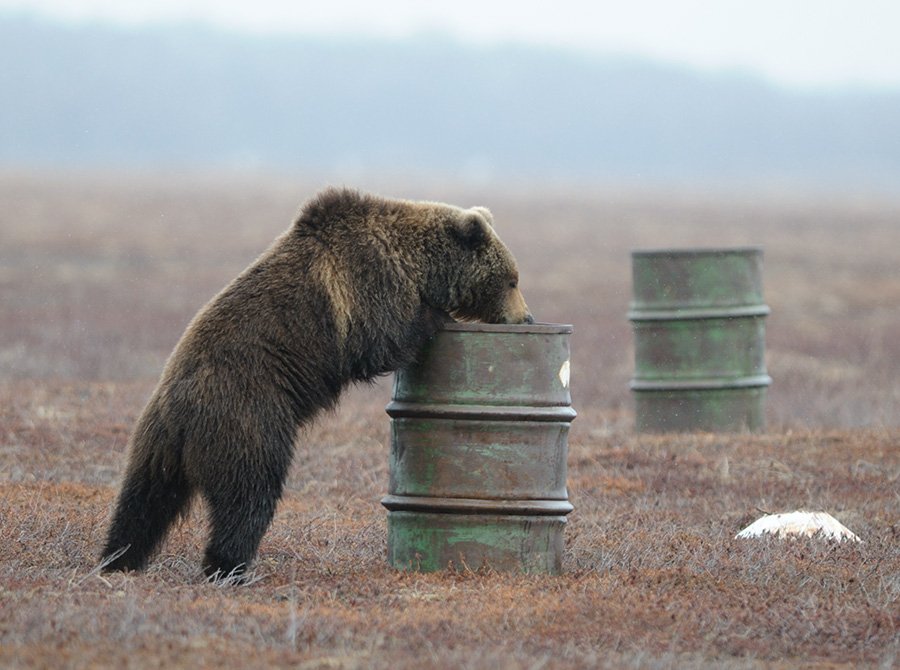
[735,511,861,542]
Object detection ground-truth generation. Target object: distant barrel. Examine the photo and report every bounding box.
[629,248,771,433]
[382,322,575,574]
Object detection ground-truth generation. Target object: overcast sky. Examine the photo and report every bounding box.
[3,0,900,90]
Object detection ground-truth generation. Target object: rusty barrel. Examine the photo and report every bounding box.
[629,248,771,433]
[382,322,575,574]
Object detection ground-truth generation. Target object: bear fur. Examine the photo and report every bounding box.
[101,187,532,579]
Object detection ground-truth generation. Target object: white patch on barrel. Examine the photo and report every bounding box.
[558,360,570,388]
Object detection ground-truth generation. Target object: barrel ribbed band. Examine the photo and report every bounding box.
[630,374,772,391]
[386,401,577,423]
[381,494,574,516]
[628,304,770,321]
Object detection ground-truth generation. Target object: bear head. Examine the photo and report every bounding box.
[425,205,533,325]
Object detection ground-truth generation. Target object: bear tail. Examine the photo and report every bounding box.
[100,403,193,573]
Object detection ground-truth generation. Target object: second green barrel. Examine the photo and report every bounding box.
[629,248,771,433]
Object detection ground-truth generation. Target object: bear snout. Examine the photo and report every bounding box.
[501,287,533,324]
[498,307,533,324]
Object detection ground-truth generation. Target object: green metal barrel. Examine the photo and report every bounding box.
[629,248,771,433]
[382,322,575,574]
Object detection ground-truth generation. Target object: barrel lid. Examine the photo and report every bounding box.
[441,322,573,334]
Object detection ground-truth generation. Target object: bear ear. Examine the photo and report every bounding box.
[471,206,494,227]
[450,212,491,250]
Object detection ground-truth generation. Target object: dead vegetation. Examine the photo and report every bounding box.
[0,173,898,668]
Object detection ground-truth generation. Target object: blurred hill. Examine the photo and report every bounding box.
[3,14,900,190]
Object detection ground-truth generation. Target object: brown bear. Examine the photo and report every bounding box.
[100,187,532,580]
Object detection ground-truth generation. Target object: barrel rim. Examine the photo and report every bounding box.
[386,401,577,422]
[630,374,772,391]
[628,304,770,321]
[631,246,763,258]
[440,322,573,334]
[381,494,574,516]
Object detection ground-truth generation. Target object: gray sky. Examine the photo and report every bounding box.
[3,0,900,90]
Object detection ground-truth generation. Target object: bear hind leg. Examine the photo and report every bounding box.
[201,484,282,581]
[102,461,193,572]
[199,436,293,582]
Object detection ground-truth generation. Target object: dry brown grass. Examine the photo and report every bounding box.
[1,172,898,668]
